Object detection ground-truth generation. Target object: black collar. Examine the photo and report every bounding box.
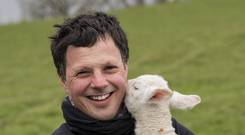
[62,97,135,135]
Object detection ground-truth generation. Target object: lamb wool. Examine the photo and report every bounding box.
[125,74,201,135]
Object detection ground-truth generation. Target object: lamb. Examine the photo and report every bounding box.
[125,74,201,135]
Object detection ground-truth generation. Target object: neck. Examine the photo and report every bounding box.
[133,102,176,135]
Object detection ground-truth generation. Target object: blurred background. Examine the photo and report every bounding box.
[0,0,244,135]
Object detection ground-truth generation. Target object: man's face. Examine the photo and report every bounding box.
[63,36,128,120]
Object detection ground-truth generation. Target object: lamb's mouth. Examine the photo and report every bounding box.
[87,92,113,101]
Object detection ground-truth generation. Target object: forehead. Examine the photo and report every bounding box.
[65,37,123,67]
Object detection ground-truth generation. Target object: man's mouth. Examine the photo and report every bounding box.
[87,92,113,101]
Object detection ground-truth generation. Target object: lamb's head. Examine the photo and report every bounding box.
[125,75,173,113]
[125,74,201,114]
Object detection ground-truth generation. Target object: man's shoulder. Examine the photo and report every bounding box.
[172,118,195,135]
[51,123,73,135]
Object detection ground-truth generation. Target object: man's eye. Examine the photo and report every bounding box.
[104,65,118,72]
[76,70,90,77]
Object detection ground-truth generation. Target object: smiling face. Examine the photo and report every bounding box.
[62,36,128,120]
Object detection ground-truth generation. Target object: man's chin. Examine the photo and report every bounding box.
[90,111,118,121]
[90,103,120,120]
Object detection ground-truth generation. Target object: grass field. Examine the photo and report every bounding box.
[1,0,245,135]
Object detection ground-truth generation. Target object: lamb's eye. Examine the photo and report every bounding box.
[134,86,139,90]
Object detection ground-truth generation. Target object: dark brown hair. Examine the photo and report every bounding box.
[50,12,129,81]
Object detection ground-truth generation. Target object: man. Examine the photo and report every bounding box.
[50,11,194,135]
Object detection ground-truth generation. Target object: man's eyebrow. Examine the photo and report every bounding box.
[104,62,116,65]
[105,60,121,65]
[72,66,89,72]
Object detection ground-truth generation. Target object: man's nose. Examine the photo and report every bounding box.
[90,71,109,89]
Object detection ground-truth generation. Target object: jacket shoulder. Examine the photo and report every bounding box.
[172,118,195,135]
[51,123,73,135]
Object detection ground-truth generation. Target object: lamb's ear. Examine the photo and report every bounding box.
[170,91,201,110]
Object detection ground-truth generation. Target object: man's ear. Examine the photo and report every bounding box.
[123,63,128,78]
[124,63,128,71]
[59,77,69,95]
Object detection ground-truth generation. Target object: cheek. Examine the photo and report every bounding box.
[107,67,128,86]
[109,73,127,90]
[67,79,90,95]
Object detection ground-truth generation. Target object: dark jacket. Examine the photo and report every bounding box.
[52,118,194,135]
[52,97,194,135]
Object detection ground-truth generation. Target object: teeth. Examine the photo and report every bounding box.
[89,93,111,101]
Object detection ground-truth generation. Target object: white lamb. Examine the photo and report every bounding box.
[125,74,201,135]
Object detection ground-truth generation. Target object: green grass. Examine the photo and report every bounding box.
[1,0,245,135]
